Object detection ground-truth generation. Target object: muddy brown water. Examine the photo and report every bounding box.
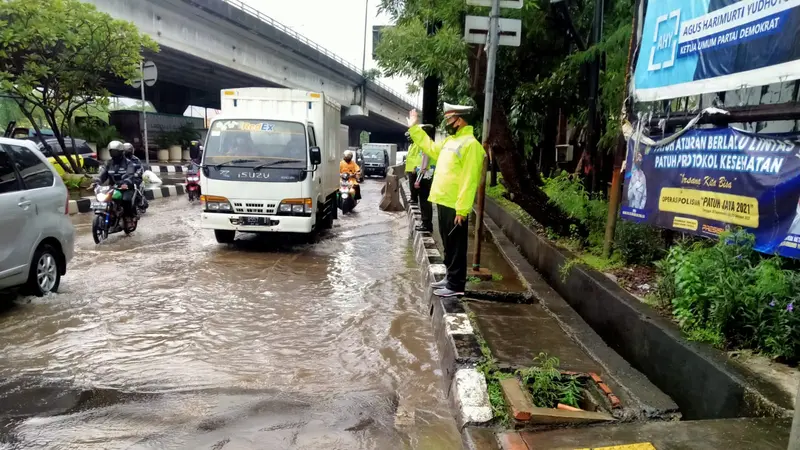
[0,181,461,449]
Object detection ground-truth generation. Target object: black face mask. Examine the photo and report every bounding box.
[445,122,459,136]
[110,150,123,162]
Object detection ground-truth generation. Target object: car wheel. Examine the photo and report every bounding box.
[214,230,236,244]
[25,244,62,296]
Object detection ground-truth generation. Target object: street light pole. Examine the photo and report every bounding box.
[140,61,150,166]
[470,0,500,277]
[361,0,369,74]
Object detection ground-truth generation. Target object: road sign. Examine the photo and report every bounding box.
[466,0,523,8]
[131,60,157,88]
[464,16,522,47]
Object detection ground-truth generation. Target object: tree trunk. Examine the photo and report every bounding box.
[466,47,577,235]
[44,111,82,174]
[485,100,576,235]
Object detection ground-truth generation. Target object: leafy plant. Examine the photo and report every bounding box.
[517,353,582,408]
[174,123,200,149]
[154,128,177,150]
[614,219,666,265]
[656,230,800,362]
[542,171,607,249]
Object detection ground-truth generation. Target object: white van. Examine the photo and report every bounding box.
[200,88,343,243]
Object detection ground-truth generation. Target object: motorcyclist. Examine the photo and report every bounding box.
[123,142,148,212]
[94,140,138,228]
[188,140,202,163]
[339,150,361,200]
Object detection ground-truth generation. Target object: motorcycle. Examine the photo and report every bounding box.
[132,182,149,215]
[337,172,358,214]
[185,165,201,202]
[91,185,138,244]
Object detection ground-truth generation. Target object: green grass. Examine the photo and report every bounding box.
[486,182,536,228]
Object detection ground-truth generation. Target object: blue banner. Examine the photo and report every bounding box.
[621,127,800,258]
[633,0,800,101]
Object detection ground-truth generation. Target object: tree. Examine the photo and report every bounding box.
[0,0,157,173]
[375,0,633,234]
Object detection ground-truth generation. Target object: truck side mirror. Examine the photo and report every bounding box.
[309,146,322,165]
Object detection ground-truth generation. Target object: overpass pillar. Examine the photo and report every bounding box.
[348,127,364,147]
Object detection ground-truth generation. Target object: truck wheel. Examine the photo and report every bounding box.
[214,230,235,244]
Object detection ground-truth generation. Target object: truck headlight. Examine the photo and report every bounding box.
[278,198,313,216]
[201,195,233,212]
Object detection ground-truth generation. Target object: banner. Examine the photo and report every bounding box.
[621,127,800,258]
[632,0,800,101]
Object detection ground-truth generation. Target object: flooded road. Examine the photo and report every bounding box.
[0,181,461,449]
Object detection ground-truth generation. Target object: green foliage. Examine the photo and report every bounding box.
[517,353,582,408]
[60,174,82,190]
[656,230,800,362]
[542,171,607,246]
[614,219,666,266]
[73,121,119,149]
[0,0,158,173]
[486,180,536,228]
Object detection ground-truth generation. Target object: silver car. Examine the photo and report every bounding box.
[0,138,74,296]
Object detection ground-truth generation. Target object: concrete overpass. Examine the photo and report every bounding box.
[83,0,414,145]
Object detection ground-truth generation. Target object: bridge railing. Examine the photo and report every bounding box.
[220,0,417,108]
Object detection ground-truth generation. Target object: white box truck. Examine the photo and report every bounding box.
[361,143,398,178]
[200,88,342,243]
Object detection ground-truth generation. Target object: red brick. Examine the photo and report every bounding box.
[590,372,603,383]
[498,432,529,450]
[609,394,621,409]
[598,382,613,395]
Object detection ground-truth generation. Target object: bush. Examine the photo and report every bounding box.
[614,219,666,265]
[542,171,607,245]
[656,230,800,362]
[517,353,582,408]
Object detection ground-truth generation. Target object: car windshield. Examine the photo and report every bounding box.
[363,150,383,160]
[203,120,307,168]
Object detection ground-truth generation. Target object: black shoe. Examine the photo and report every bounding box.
[415,225,432,232]
[409,200,418,204]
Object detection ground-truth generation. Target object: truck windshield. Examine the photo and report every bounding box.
[204,120,307,168]
[363,150,384,160]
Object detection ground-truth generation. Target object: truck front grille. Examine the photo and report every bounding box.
[232,201,277,215]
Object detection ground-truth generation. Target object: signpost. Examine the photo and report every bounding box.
[132,60,157,165]
[465,0,521,278]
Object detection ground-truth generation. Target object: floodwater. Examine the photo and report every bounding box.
[0,181,461,449]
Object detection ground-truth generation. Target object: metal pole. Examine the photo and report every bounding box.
[140,61,150,166]
[361,0,369,73]
[472,0,500,271]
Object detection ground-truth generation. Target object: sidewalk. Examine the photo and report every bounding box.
[483,417,791,449]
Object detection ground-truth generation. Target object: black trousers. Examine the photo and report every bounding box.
[407,172,419,202]
[418,177,433,230]
[437,205,468,292]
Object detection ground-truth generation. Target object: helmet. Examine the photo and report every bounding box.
[344,150,354,159]
[108,140,124,161]
[122,142,134,157]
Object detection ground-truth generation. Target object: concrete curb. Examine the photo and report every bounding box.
[146,164,188,173]
[68,184,187,216]
[400,184,493,432]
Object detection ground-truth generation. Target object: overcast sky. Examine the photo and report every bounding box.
[240,0,418,105]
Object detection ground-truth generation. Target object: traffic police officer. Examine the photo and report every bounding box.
[407,103,486,297]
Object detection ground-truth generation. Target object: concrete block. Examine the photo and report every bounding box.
[444,313,474,335]
[499,378,535,421]
[526,406,616,425]
[453,368,493,426]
